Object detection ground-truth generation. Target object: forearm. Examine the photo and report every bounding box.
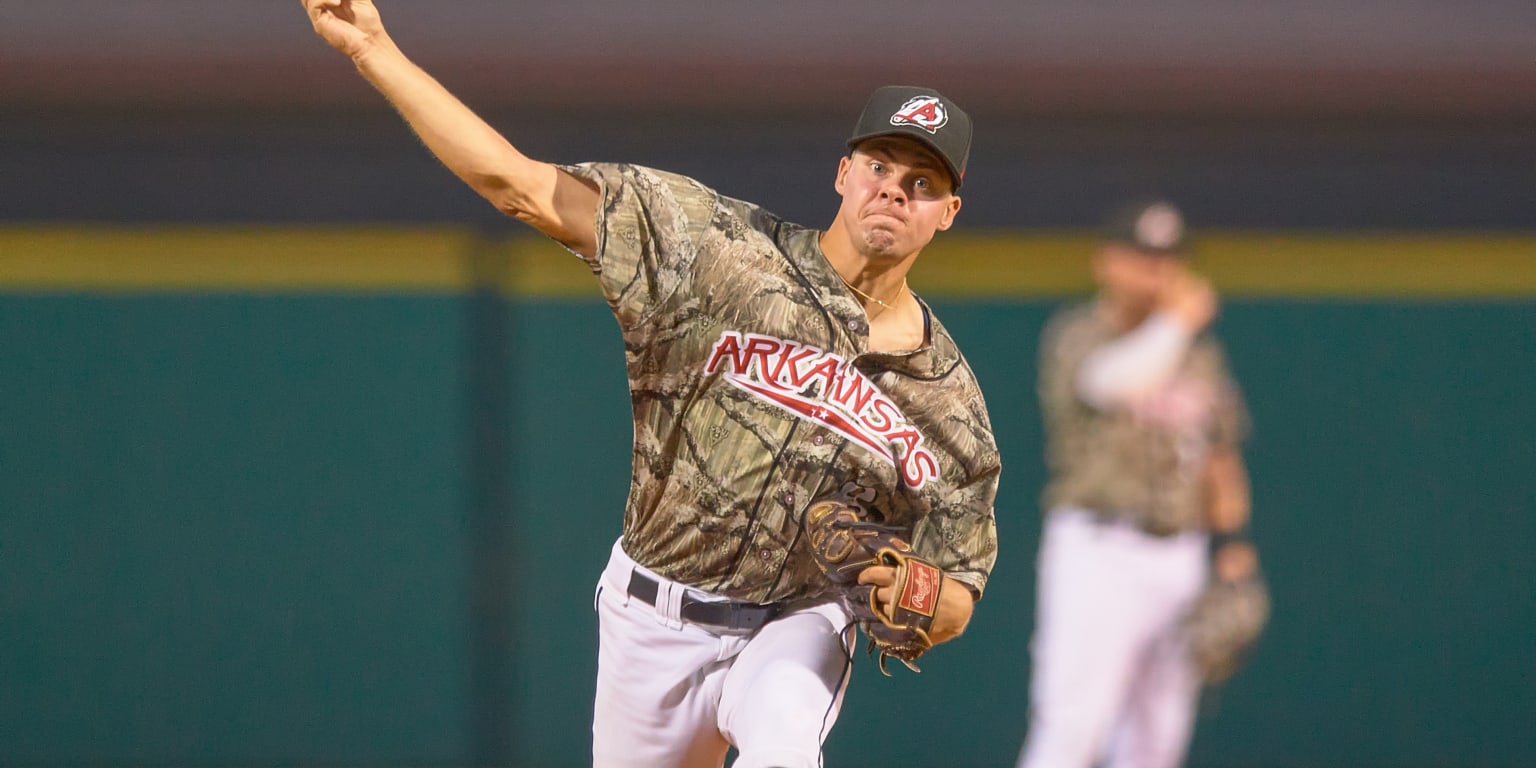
[1204,449,1251,533]
[1076,311,1193,409]
[350,38,556,224]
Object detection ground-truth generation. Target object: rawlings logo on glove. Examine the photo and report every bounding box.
[804,498,945,675]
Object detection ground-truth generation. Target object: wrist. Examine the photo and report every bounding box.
[349,33,400,68]
[1209,526,1250,552]
[1209,527,1258,583]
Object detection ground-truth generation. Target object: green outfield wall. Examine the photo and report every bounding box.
[2,229,1533,767]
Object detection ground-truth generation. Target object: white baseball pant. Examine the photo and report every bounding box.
[592,539,854,768]
[1017,507,1209,768]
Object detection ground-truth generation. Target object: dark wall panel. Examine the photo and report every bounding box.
[3,295,1533,766]
[4,108,1535,231]
[0,295,471,765]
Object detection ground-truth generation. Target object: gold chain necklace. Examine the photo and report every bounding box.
[837,272,907,314]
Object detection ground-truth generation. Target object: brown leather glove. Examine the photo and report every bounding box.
[804,498,945,675]
[1184,567,1270,684]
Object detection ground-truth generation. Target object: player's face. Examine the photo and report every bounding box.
[1095,244,1184,311]
[834,138,962,260]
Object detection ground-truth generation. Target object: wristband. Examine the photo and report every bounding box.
[1209,527,1251,553]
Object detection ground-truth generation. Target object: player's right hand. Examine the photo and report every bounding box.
[302,0,386,60]
[1160,269,1218,332]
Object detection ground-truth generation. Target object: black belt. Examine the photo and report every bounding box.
[1081,509,1182,538]
[626,569,783,632]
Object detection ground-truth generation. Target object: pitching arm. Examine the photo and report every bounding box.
[301,0,598,256]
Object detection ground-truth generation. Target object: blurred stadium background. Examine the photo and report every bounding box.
[3,2,1533,766]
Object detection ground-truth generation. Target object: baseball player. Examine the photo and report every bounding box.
[302,3,1001,767]
[1015,201,1258,768]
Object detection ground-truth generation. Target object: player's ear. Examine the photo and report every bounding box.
[834,155,852,195]
[936,195,962,232]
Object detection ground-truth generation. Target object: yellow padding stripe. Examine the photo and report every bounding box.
[3,227,1534,297]
[909,232,1536,298]
[0,228,473,292]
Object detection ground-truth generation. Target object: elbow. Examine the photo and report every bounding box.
[494,197,540,226]
[1076,368,1143,411]
[473,172,556,230]
[468,172,525,217]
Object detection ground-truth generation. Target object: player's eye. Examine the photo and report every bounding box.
[915,177,930,191]
[870,161,885,174]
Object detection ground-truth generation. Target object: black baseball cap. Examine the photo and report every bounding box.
[1101,199,1189,256]
[846,85,972,190]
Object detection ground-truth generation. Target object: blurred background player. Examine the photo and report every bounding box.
[1016,200,1259,768]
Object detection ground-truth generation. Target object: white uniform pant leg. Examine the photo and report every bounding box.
[592,541,747,768]
[719,601,854,768]
[1017,508,1207,768]
[1104,541,1207,768]
[1017,508,1150,768]
[590,540,854,768]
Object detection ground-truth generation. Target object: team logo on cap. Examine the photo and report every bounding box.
[1135,204,1184,250]
[889,96,948,134]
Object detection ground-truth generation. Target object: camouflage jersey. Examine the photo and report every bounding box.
[1038,302,1248,536]
[559,162,1000,604]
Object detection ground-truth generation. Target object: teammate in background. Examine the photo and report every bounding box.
[302,2,999,767]
[1016,200,1258,768]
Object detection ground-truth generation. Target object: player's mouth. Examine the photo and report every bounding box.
[864,209,907,226]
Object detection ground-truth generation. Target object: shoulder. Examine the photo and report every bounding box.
[1040,301,1100,351]
[917,309,996,422]
[564,164,803,241]
[560,162,722,209]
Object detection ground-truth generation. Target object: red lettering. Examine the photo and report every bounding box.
[704,332,746,374]
[793,356,842,394]
[862,398,899,432]
[909,103,940,123]
[830,368,878,415]
[708,329,938,491]
[887,427,923,458]
[899,449,940,489]
[742,337,783,382]
[769,343,819,386]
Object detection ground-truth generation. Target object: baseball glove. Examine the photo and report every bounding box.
[1183,570,1270,685]
[803,498,946,675]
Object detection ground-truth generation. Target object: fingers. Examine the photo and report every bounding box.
[303,0,342,21]
[857,565,896,587]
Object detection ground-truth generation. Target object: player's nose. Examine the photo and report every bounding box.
[878,176,908,203]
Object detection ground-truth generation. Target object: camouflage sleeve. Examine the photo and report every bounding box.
[907,366,1002,599]
[1037,304,1097,425]
[909,465,1000,599]
[556,162,720,328]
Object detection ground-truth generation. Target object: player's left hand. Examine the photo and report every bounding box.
[858,566,975,644]
[1212,540,1258,583]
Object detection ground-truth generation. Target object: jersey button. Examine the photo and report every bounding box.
[782,491,796,505]
[811,434,825,446]
[846,319,859,330]
[758,549,774,561]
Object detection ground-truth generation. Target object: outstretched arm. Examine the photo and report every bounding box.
[301,0,598,256]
